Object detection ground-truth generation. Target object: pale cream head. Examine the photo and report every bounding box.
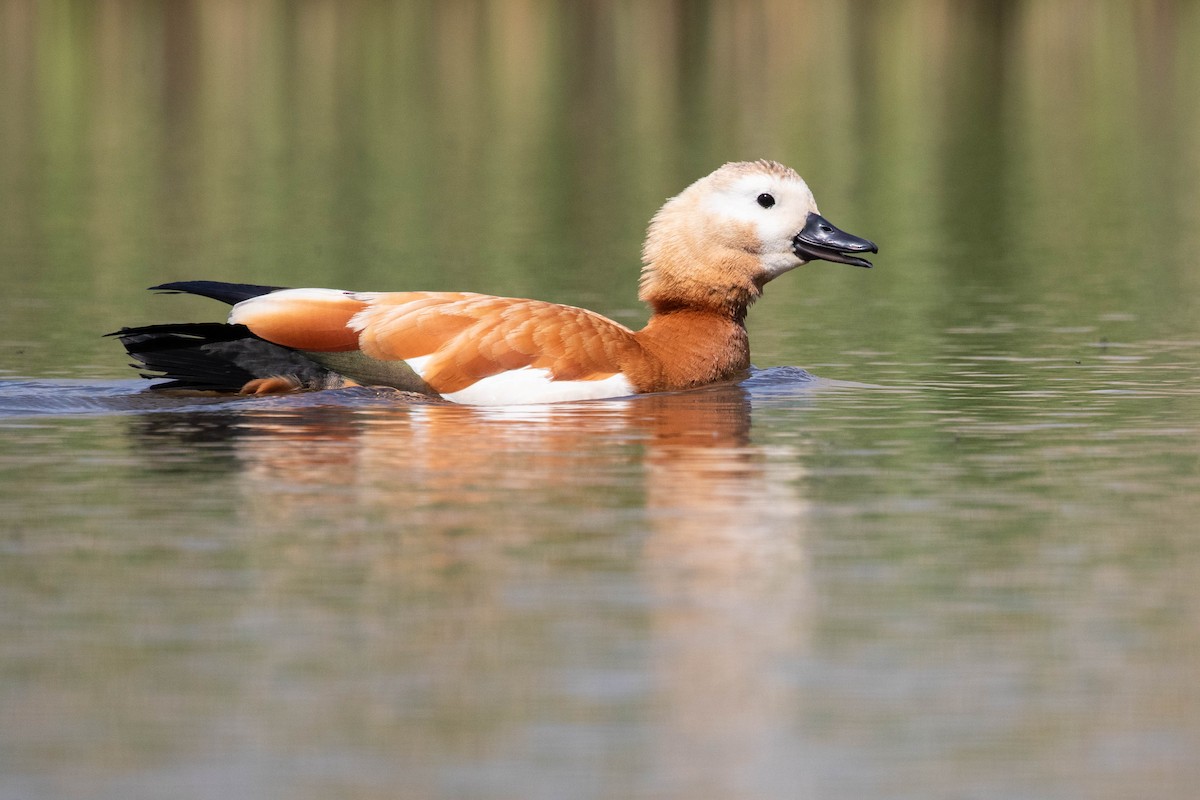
[695,160,821,278]
[640,160,822,313]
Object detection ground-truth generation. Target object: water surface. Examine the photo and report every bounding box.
[2,2,1199,799]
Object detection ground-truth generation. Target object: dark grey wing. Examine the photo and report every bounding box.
[109,323,343,392]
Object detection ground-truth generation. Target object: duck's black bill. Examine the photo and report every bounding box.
[793,212,877,268]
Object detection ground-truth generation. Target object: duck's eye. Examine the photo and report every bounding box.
[756,193,775,209]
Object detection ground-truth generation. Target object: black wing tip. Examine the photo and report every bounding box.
[111,321,336,392]
[106,322,253,343]
[148,281,290,304]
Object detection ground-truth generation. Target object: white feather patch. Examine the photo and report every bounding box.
[404,354,434,375]
[439,368,635,406]
[702,172,818,279]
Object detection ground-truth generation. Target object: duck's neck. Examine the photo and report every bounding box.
[645,289,755,326]
[630,240,765,390]
[631,307,751,392]
[638,250,764,324]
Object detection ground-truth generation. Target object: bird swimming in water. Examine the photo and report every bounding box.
[113,160,876,405]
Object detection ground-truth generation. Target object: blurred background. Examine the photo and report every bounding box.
[2,3,1200,800]
[2,0,1196,376]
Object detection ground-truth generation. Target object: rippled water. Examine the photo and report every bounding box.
[3,2,1200,799]
[4,342,1199,799]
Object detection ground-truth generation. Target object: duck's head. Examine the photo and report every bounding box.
[640,160,877,315]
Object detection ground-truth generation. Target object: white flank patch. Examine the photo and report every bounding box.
[404,354,434,375]
[439,368,635,406]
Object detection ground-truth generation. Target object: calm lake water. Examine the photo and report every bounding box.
[2,2,1200,799]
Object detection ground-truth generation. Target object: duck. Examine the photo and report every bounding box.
[113,160,876,405]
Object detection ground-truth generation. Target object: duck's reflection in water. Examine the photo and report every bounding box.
[635,390,811,796]
[131,384,812,795]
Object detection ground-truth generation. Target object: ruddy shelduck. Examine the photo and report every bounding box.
[114,160,876,405]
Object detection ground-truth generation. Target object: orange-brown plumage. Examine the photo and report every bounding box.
[244,292,644,395]
[235,293,366,352]
[120,161,875,404]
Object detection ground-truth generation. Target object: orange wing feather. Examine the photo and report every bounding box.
[230,291,367,352]
[352,293,644,394]
[233,290,648,395]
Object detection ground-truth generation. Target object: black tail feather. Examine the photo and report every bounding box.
[150,281,288,305]
[109,322,336,392]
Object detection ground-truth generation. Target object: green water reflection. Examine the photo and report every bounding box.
[1,2,1199,799]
